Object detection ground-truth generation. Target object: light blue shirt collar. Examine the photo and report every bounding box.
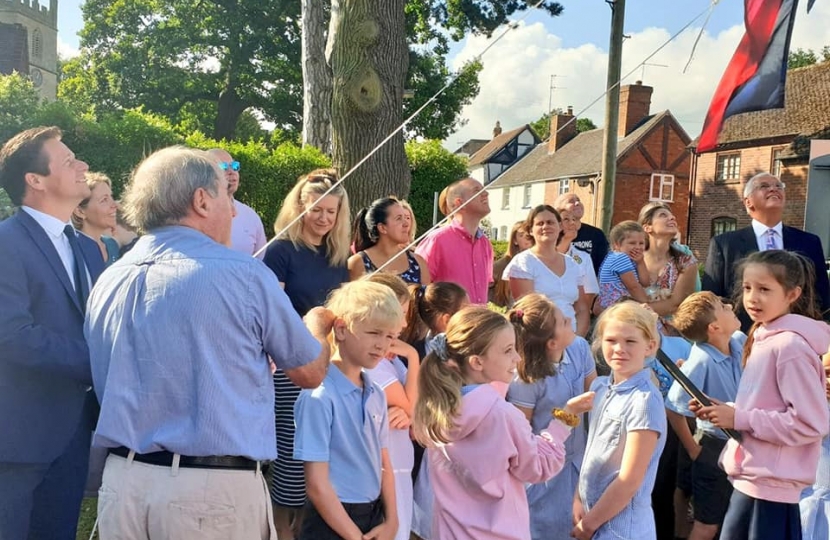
[21,205,72,239]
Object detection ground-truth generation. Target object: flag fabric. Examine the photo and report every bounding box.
[807,0,816,12]
[697,0,799,153]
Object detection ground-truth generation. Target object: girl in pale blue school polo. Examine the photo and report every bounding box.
[573,302,667,540]
[507,294,597,540]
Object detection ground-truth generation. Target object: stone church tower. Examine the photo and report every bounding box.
[0,0,58,100]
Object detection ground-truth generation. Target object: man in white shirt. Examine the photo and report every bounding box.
[207,148,267,259]
[703,172,830,330]
[0,126,106,539]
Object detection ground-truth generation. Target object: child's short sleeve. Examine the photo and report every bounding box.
[507,378,545,409]
[626,390,667,435]
[367,359,401,390]
[609,252,636,277]
[569,337,597,380]
[665,351,708,416]
[293,389,333,462]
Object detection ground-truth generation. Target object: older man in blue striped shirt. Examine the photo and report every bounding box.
[85,146,330,539]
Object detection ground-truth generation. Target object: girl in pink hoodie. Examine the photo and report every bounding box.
[695,250,830,540]
[412,306,594,540]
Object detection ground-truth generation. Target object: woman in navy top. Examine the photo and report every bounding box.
[348,196,431,285]
[263,168,351,539]
[72,172,120,266]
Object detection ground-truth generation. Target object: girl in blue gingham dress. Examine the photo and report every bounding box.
[574,302,666,540]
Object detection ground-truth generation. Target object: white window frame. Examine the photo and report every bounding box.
[649,173,675,202]
[716,153,741,183]
[771,148,785,178]
[501,188,510,210]
[558,178,570,195]
[522,184,532,208]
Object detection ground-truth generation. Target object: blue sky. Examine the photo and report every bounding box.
[53,1,828,144]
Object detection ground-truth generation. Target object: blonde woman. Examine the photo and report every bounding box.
[262,168,351,539]
[72,172,119,265]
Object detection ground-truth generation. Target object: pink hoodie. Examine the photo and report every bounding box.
[428,384,570,540]
[721,314,830,503]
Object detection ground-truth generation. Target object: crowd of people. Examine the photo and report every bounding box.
[0,124,829,540]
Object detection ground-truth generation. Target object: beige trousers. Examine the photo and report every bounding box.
[97,453,276,540]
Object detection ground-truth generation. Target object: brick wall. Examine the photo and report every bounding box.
[688,141,809,260]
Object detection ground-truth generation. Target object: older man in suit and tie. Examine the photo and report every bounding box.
[0,127,106,539]
[702,171,830,331]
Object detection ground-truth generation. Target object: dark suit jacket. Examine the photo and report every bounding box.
[702,225,830,331]
[0,210,105,463]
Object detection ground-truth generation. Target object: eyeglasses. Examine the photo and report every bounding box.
[218,161,241,172]
[753,181,785,192]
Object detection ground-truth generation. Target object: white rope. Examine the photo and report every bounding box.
[683,0,721,73]
[375,3,715,271]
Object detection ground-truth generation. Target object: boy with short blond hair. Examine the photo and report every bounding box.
[294,281,403,540]
[666,291,746,540]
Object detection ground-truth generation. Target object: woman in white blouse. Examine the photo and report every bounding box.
[505,204,590,336]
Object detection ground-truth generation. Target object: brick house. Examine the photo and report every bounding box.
[486,82,692,241]
[686,61,830,259]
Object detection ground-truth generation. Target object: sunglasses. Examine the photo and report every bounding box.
[218,161,241,172]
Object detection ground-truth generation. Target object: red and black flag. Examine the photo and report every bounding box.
[697,0,801,152]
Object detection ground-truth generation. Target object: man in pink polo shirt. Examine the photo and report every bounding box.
[416,178,493,304]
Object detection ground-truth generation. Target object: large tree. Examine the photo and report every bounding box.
[302,0,332,151]
[61,0,302,140]
[327,0,563,210]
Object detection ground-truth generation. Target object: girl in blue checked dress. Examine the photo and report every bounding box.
[800,350,830,540]
[507,294,597,540]
[573,301,667,540]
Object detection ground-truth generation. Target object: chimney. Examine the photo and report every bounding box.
[618,80,653,138]
[493,121,502,138]
[548,106,578,153]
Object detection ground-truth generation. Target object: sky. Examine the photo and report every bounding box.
[52,0,830,146]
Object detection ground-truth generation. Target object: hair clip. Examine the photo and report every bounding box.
[509,309,524,323]
[429,333,449,362]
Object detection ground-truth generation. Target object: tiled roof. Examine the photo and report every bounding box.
[453,139,489,156]
[691,61,830,154]
[493,111,672,188]
[468,124,533,166]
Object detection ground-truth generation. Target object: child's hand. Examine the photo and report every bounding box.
[571,519,595,539]
[564,391,595,416]
[386,339,419,365]
[362,519,397,540]
[388,406,411,430]
[694,398,735,429]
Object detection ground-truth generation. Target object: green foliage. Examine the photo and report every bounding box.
[186,132,330,234]
[405,140,468,237]
[529,110,597,140]
[491,239,508,259]
[788,46,830,69]
[0,74,42,143]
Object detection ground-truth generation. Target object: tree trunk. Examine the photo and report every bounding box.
[215,83,248,140]
[302,0,333,153]
[327,0,411,212]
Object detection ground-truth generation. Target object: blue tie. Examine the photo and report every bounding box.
[765,228,777,251]
[63,225,90,312]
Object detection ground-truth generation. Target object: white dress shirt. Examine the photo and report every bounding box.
[751,219,783,251]
[21,206,91,290]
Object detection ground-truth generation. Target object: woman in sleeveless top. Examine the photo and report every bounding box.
[348,196,432,285]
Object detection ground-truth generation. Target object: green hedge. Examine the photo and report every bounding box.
[405,139,468,237]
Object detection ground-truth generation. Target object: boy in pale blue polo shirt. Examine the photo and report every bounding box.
[666,291,745,540]
[294,281,404,540]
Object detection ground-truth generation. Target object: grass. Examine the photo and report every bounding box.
[76,498,97,540]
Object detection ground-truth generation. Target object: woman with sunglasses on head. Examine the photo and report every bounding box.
[348,196,431,285]
[263,169,352,540]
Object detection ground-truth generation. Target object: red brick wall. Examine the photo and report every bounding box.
[613,118,692,240]
[687,142,808,261]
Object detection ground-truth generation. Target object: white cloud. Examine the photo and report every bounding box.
[446,2,830,147]
[57,37,79,59]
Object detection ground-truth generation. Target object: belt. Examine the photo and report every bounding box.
[109,446,259,470]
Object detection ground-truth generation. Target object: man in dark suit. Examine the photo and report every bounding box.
[702,172,830,331]
[0,127,106,539]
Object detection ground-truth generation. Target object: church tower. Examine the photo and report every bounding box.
[0,0,58,100]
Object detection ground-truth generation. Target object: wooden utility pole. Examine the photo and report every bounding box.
[599,0,626,233]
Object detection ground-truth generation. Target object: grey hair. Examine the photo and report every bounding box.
[743,172,777,198]
[121,146,221,233]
